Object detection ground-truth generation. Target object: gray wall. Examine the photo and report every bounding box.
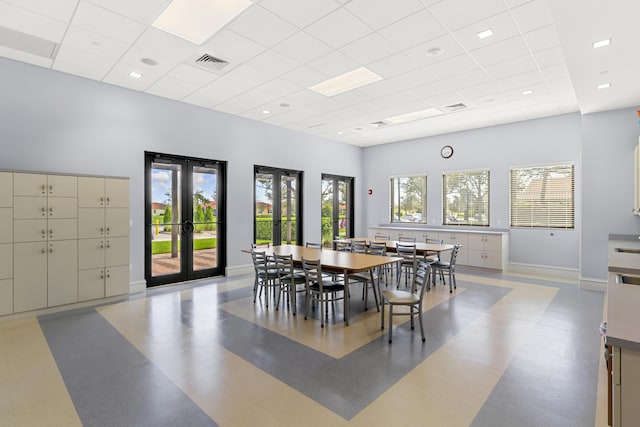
[0,57,364,284]
[581,107,640,280]
[362,113,583,270]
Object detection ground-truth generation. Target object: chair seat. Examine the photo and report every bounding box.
[431,261,450,268]
[310,281,344,292]
[258,269,279,279]
[382,289,420,304]
[281,273,306,283]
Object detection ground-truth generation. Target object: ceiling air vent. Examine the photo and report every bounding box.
[444,102,468,112]
[371,120,389,128]
[194,53,230,71]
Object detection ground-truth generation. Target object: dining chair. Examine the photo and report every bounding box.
[369,240,389,286]
[398,236,416,243]
[395,242,418,289]
[424,238,444,263]
[273,253,306,315]
[348,243,380,311]
[301,258,345,328]
[381,261,432,343]
[335,238,351,252]
[431,244,462,293]
[250,250,278,307]
[374,234,390,240]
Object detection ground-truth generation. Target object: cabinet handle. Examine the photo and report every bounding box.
[106,227,110,235]
[106,240,110,249]
[42,229,46,238]
[100,196,104,206]
[41,184,46,194]
[100,241,104,249]
[41,248,46,254]
[49,207,53,216]
[49,229,53,238]
[106,196,110,206]
[100,271,104,280]
[49,184,53,194]
[100,227,104,235]
[41,207,46,216]
[106,270,110,279]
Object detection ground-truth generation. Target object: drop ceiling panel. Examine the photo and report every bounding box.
[496,69,545,91]
[444,68,491,90]
[534,46,565,68]
[470,35,530,67]
[4,0,78,23]
[53,44,115,79]
[246,49,301,77]
[405,34,466,67]
[307,51,360,78]
[427,53,480,79]
[72,2,145,44]
[429,0,507,31]
[280,65,326,87]
[510,0,555,34]
[339,33,399,66]
[256,78,300,97]
[457,81,503,100]
[103,61,161,91]
[134,27,198,62]
[214,88,278,114]
[184,77,252,108]
[272,32,332,64]
[347,0,424,31]
[522,24,561,52]
[167,64,218,86]
[62,26,130,60]
[305,8,372,49]
[227,5,298,47]
[0,2,67,42]
[145,75,200,100]
[85,0,171,25]
[483,55,538,80]
[259,0,338,28]
[452,11,520,52]
[378,9,446,50]
[224,64,274,88]
[118,46,179,75]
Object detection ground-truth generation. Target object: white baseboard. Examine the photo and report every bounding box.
[507,262,580,282]
[579,277,607,292]
[226,264,253,277]
[0,294,128,322]
[129,280,147,294]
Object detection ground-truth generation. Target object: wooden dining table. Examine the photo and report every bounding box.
[249,244,402,326]
[335,238,455,257]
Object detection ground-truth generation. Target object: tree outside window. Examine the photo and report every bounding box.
[390,175,427,223]
[443,170,490,226]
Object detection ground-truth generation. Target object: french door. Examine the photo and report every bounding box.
[145,152,226,287]
[254,166,302,246]
[321,174,354,247]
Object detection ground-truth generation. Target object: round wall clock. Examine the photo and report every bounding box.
[440,145,454,159]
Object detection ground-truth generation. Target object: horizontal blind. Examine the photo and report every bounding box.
[510,164,574,229]
[442,170,490,226]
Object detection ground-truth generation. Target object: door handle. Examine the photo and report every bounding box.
[181,220,195,235]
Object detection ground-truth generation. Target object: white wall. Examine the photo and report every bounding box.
[0,58,363,284]
[362,113,583,270]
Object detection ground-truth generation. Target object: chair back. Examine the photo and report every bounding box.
[449,244,462,266]
[398,236,416,243]
[251,242,270,249]
[301,258,322,286]
[335,240,351,252]
[305,242,322,248]
[368,240,387,256]
[351,241,367,254]
[413,261,432,297]
[426,238,444,244]
[251,250,269,275]
[273,253,295,280]
[396,242,417,260]
[374,234,390,240]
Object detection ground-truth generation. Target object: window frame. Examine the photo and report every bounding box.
[509,162,575,230]
[442,169,490,227]
[389,174,427,224]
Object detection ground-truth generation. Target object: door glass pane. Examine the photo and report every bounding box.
[192,166,218,271]
[321,178,333,247]
[281,175,297,244]
[151,162,181,277]
[338,180,348,239]
[255,172,274,245]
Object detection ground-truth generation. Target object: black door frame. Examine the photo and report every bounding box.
[145,152,227,287]
[321,174,354,243]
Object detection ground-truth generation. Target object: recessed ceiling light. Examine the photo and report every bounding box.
[309,67,383,97]
[522,89,533,95]
[91,41,102,47]
[476,29,493,39]
[262,110,271,114]
[354,127,363,131]
[597,83,611,90]
[141,58,158,66]
[386,107,443,124]
[592,38,611,49]
[426,47,443,57]
[153,0,252,45]
[279,103,290,108]
[129,71,143,79]
[337,131,343,135]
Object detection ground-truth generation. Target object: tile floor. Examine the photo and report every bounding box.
[0,268,608,427]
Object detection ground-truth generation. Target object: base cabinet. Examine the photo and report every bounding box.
[611,346,640,426]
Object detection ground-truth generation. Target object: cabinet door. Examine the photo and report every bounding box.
[0,172,12,207]
[0,208,13,242]
[78,208,106,239]
[14,242,47,312]
[78,268,105,301]
[0,279,12,315]
[78,239,105,270]
[106,208,128,237]
[105,178,128,208]
[483,235,502,252]
[14,219,47,243]
[47,175,77,197]
[106,236,129,267]
[483,251,503,270]
[14,173,47,196]
[105,265,129,297]
[47,240,78,306]
[13,196,47,219]
[78,177,105,208]
[48,197,77,219]
[0,243,12,279]
[467,234,484,251]
[48,219,78,241]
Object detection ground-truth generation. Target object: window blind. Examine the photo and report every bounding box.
[442,170,490,226]
[510,164,574,229]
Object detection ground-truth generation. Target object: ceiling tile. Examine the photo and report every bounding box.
[407,80,457,99]
[510,0,554,33]
[346,0,424,30]
[134,27,198,62]
[541,63,569,81]
[4,0,78,23]
[305,8,372,49]
[426,53,480,79]
[224,64,273,88]
[84,0,171,25]
[280,65,327,87]
[330,88,372,106]
[256,78,300,97]
[246,49,301,77]
[367,52,420,79]
[379,9,447,50]
[61,26,130,60]
[483,55,538,80]
[495,69,545,91]
[118,46,179,75]
[444,68,491,90]
[259,0,338,28]
[282,89,327,107]
[103,61,162,91]
[0,44,52,67]
[227,5,298,47]
[213,89,278,114]
[470,35,530,67]
[167,64,218,86]
[339,33,398,66]
[183,77,252,107]
[72,1,145,44]
[272,32,332,64]
[522,24,561,52]
[505,0,532,8]
[0,2,67,42]
[452,11,520,52]
[534,46,565,68]
[145,75,200,100]
[307,51,360,78]
[202,29,266,65]
[457,81,503,100]
[428,0,507,31]
[52,44,115,80]
[405,34,466,67]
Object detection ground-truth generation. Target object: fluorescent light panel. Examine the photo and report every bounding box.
[153,0,252,45]
[476,29,493,39]
[597,82,611,89]
[309,67,383,96]
[522,89,533,95]
[129,71,142,79]
[593,38,611,49]
[386,107,443,124]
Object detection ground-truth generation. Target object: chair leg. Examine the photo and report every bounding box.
[380,298,385,330]
[448,270,453,293]
[388,304,393,343]
[418,305,425,342]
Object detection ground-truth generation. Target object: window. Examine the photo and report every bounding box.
[321,174,354,247]
[443,170,490,226]
[390,175,427,223]
[510,163,574,229]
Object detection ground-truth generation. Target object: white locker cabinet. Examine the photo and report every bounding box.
[78,177,128,208]
[78,208,106,239]
[0,208,12,243]
[105,265,130,297]
[47,240,78,307]
[0,172,12,206]
[467,234,506,269]
[0,243,12,279]
[13,242,47,312]
[0,279,12,315]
